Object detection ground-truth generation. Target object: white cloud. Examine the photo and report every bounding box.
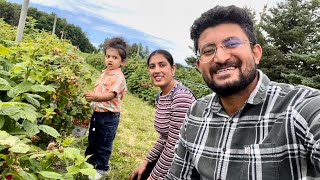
[29,0,284,65]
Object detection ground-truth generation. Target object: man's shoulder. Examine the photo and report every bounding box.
[268,82,320,114]
[269,81,320,96]
[189,93,215,114]
[198,93,215,102]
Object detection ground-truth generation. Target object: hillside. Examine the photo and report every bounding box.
[106,92,158,179]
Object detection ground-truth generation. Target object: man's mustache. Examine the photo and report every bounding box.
[209,59,242,74]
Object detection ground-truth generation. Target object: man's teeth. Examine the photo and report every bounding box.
[217,67,236,73]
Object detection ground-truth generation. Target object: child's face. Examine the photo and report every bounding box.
[105,48,124,70]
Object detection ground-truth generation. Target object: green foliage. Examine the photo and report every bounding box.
[0,132,95,179]
[123,58,158,105]
[175,67,211,98]
[259,0,320,88]
[184,55,197,67]
[0,18,96,179]
[106,93,157,180]
[0,0,96,53]
[84,53,105,71]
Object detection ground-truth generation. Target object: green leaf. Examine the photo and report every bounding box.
[63,149,75,160]
[38,125,60,138]
[62,137,75,147]
[0,70,11,76]
[38,171,62,179]
[63,174,74,180]
[0,130,10,140]
[80,162,94,169]
[0,145,6,151]
[0,133,19,146]
[65,147,81,155]
[7,81,33,98]
[79,168,97,176]
[31,85,55,92]
[18,170,37,180]
[9,143,30,153]
[25,93,45,101]
[0,77,11,91]
[20,106,38,123]
[0,116,4,129]
[75,154,86,166]
[22,120,40,136]
[0,45,11,56]
[66,166,80,175]
[29,153,46,159]
[25,94,41,107]
[8,129,29,135]
[0,105,20,116]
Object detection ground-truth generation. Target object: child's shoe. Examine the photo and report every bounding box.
[89,169,107,180]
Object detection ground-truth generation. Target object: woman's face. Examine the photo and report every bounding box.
[148,53,176,88]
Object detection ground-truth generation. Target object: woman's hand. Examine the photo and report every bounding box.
[129,160,149,180]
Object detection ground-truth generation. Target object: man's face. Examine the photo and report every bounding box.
[196,23,262,96]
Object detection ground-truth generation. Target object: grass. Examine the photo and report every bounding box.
[100,92,158,179]
[77,55,158,179]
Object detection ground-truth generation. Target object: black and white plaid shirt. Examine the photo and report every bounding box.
[166,70,320,180]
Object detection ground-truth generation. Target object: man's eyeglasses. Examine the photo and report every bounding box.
[197,37,251,64]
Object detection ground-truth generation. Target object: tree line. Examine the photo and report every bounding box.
[0,0,96,53]
[1,0,319,91]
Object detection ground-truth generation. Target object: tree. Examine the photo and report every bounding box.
[184,55,197,67]
[0,0,20,26]
[259,0,320,88]
[0,0,96,53]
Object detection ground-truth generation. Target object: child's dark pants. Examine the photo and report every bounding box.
[85,111,120,171]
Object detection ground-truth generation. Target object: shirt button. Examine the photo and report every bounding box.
[229,120,233,124]
[223,148,226,152]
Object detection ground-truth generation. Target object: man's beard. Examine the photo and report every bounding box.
[203,58,258,96]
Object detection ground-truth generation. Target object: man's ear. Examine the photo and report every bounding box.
[252,44,262,65]
[196,60,200,69]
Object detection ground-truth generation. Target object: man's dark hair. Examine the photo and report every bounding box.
[190,5,257,54]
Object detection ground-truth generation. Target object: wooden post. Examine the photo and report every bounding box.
[16,0,30,42]
[60,30,64,39]
[52,14,57,36]
[136,45,140,58]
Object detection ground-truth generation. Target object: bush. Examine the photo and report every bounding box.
[0,18,96,179]
[84,53,105,71]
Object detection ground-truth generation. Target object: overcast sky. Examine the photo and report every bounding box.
[10,0,284,65]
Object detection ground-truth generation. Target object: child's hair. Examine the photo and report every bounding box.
[104,37,127,60]
[147,49,174,67]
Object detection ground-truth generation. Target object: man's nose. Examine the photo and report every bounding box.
[212,46,231,64]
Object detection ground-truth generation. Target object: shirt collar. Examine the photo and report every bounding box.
[247,69,270,105]
[103,68,122,75]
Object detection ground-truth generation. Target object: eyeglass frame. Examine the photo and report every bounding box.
[196,37,252,64]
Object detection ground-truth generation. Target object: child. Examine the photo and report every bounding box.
[84,37,127,180]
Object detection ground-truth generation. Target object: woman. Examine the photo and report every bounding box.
[129,49,196,180]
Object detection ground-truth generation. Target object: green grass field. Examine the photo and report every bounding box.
[99,92,158,179]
